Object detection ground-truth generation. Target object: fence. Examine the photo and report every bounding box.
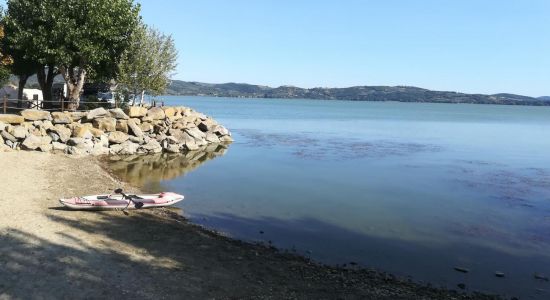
[1,96,165,114]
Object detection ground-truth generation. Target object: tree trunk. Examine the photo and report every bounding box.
[37,66,56,109]
[17,75,29,108]
[59,65,87,111]
[139,90,145,106]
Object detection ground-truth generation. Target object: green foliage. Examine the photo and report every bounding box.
[118,22,178,101]
[4,0,141,105]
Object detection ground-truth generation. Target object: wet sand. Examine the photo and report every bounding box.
[0,152,500,299]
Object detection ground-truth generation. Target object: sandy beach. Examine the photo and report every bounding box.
[0,152,499,299]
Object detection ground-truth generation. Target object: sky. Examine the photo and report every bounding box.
[136,0,549,96]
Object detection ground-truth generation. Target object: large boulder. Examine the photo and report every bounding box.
[52,142,68,151]
[10,125,29,139]
[86,107,109,120]
[93,117,116,132]
[68,112,87,122]
[205,133,220,143]
[116,120,128,134]
[88,128,105,138]
[0,114,24,124]
[140,139,162,153]
[125,106,148,118]
[22,135,50,150]
[51,112,72,124]
[51,125,72,143]
[1,131,17,143]
[127,118,144,137]
[72,124,93,139]
[118,141,139,155]
[138,122,153,132]
[146,107,166,120]
[109,108,129,120]
[21,110,52,121]
[162,107,177,118]
[185,127,206,140]
[108,131,129,144]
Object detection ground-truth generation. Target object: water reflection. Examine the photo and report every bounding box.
[106,144,229,191]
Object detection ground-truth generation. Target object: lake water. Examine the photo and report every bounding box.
[107,96,550,299]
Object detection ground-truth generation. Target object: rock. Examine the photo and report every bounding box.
[116,120,128,134]
[1,131,17,143]
[0,114,24,124]
[109,144,123,155]
[128,135,144,144]
[127,118,144,137]
[88,128,104,138]
[52,142,68,151]
[109,108,129,119]
[21,135,43,150]
[141,116,153,123]
[138,122,153,132]
[205,133,220,143]
[20,109,52,121]
[51,112,72,124]
[51,126,71,143]
[534,273,549,281]
[72,125,93,139]
[93,117,116,132]
[41,120,54,131]
[495,272,505,278]
[140,139,162,153]
[213,125,230,136]
[165,144,180,153]
[67,138,85,146]
[184,127,206,140]
[219,135,234,143]
[125,106,148,118]
[39,144,53,152]
[0,121,6,131]
[162,107,177,118]
[48,131,60,142]
[457,283,466,290]
[86,107,109,120]
[90,144,109,156]
[118,141,139,155]
[68,112,87,122]
[99,135,109,147]
[67,146,89,155]
[146,107,166,120]
[10,125,28,139]
[108,131,129,144]
[454,267,469,273]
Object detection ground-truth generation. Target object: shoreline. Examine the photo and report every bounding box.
[0,151,501,299]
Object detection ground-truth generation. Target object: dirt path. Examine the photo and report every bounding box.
[0,152,499,299]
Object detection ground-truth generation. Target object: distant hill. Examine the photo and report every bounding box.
[8,75,548,106]
[167,80,550,106]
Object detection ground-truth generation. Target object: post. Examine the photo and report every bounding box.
[61,97,64,112]
[3,96,7,114]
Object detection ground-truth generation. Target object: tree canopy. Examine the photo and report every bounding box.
[118,22,178,105]
[3,0,141,107]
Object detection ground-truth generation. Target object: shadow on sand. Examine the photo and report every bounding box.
[0,207,514,299]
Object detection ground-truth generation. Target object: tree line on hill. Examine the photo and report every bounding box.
[166,81,550,106]
[0,0,177,109]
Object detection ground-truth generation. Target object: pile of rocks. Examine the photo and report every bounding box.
[0,106,232,155]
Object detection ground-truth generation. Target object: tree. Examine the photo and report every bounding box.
[0,9,12,86]
[118,23,178,105]
[4,0,140,109]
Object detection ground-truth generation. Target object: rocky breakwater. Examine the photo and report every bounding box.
[0,106,233,155]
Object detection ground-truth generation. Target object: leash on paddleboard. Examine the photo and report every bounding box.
[114,188,144,211]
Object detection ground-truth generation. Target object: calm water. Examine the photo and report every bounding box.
[108,96,550,298]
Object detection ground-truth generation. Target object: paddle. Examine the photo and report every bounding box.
[114,188,144,209]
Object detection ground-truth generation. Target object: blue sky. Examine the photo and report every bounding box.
[137,0,549,96]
